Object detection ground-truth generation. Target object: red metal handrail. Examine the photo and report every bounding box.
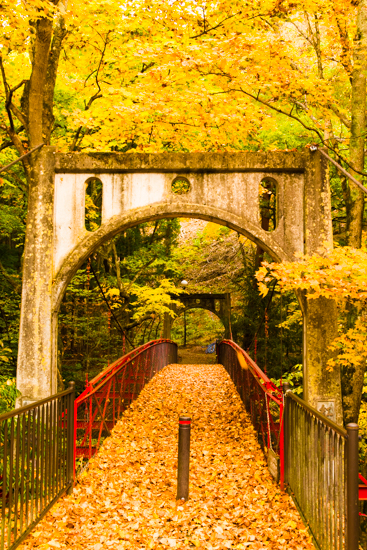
[74,339,177,474]
[217,340,284,488]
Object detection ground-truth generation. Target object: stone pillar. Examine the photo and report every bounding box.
[302,150,343,424]
[17,147,56,405]
[163,311,172,339]
[224,293,231,339]
[299,294,342,425]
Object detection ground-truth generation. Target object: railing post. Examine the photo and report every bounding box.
[282,381,290,490]
[346,423,359,550]
[68,381,75,493]
[176,415,191,501]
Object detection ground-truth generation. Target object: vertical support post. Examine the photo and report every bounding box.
[173,343,178,363]
[17,147,57,405]
[176,415,191,501]
[184,310,187,348]
[346,423,359,550]
[302,151,343,425]
[281,381,290,490]
[68,381,75,492]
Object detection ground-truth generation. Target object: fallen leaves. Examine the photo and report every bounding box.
[19,364,314,550]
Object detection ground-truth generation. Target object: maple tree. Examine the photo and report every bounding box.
[256,245,367,423]
[0,0,366,433]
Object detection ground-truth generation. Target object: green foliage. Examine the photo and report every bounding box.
[85,178,103,231]
[0,161,25,379]
[171,178,191,195]
[231,250,302,381]
[0,377,20,414]
[59,219,184,394]
[172,309,225,346]
[271,364,303,396]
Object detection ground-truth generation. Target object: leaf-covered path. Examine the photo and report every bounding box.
[21,365,314,550]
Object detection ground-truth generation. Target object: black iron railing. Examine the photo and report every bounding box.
[0,382,75,550]
[284,387,359,550]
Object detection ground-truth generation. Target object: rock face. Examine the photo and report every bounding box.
[17,149,342,424]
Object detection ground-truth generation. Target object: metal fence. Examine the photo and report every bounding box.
[217,340,285,487]
[0,382,75,550]
[218,340,360,550]
[284,389,359,550]
[75,339,177,463]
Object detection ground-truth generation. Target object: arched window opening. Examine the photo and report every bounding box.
[259,178,277,232]
[85,178,103,232]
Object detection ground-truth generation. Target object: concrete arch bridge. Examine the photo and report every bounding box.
[19,148,340,423]
[9,148,363,550]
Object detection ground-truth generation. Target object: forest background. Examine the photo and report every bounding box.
[2,0,367,454]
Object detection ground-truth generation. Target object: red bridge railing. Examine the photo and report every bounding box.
[218,340,361,550]
[74,339,177,468]
[217,340,284,488]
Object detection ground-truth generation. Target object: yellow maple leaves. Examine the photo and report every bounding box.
[256,246,367,303]
[1,0,360,154]
[256,245,367,371]
[20,363,314,550]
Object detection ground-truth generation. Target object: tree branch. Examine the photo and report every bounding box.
[27,16,54,148]
[124,314,154,331]
[70,32,111,151]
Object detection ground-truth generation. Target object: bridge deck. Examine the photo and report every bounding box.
[20,365,314,550]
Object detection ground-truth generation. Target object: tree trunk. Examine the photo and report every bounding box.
[342,0,367,427]
[347,0,367,247]
[12,11,67,404]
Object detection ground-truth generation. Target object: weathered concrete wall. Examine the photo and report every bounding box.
[301,154,341,423]
[299,294,342,424]
[53,170,304,276]
[16,148,343,424]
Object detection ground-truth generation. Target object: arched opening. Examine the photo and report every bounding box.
[85,177,103,231]
[259,177,277,232]
[53,204,289,315]
[56,215,302,396]
[171,307,225,364]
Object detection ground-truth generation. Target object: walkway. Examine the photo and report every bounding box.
[20,365,314,550]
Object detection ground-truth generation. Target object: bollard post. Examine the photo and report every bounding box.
[346,423,359,550]
[67,381,75,494]
[176,415,191,500]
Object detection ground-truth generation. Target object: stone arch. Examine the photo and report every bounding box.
[163,293,231,340]
[52,203,290,313]
[18,149,342,424]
